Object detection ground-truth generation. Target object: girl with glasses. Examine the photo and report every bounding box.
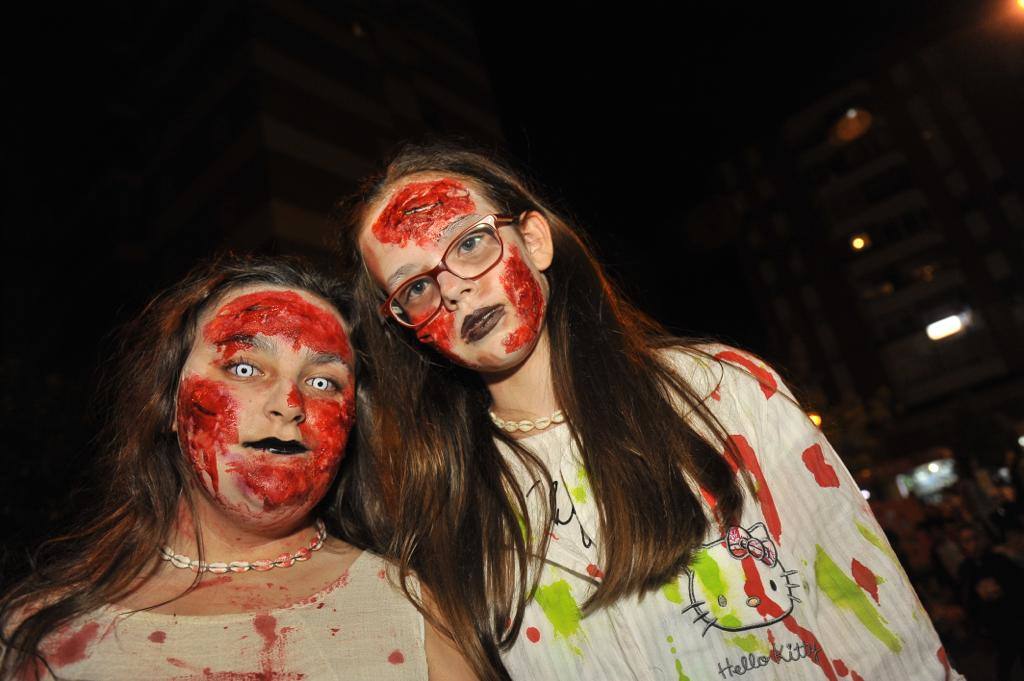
[335,141,962,681]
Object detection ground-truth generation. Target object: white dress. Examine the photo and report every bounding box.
[31,550,427,680]
[498,345,965,681]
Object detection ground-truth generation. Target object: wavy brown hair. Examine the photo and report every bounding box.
[334,140,748,680]
[0,254,366,680]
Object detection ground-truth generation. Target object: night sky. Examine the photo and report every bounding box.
[0,1,995,556]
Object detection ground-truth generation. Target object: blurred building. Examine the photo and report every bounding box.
[693,11,1024,469]
[93,0,502,273]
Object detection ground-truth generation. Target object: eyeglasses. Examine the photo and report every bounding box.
[379,214,516,328]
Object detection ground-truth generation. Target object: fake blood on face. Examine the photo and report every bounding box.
[228,384,356,510]
[177,375,239,495]
[204,291,351,363]
[417,309,457,358]
[499,245,545,354]
[372,178,475,248]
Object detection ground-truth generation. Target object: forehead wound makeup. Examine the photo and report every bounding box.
[372,177,475,247]
[203,290,351,362]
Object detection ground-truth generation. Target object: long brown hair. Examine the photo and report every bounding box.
[0,254,362,680]
[334,140,747,680]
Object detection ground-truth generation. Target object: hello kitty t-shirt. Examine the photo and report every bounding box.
[496,345,963,681]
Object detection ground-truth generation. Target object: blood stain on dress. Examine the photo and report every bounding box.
[850,671,865,681]
[851,558,882,604]
[586,564,605,579]
[148,630,167,643]
[714,350,778,399]
[372,178,475,248]
[387,650,405,664]
[49,621,101,667]
[499,245,545,354]
[801,444,840,488]
[833,658,849,676]
[937,646,951,671]
[526,627,541,643]
[725,434,782,544]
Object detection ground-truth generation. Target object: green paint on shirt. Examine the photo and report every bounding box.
[661,580,684,605]
[675,658,691,681]
[719,614,743,629]
[728,634,765,653]
[535,579,584,650]
[855,521,899,566]
[570,484,587,504]
[814,545,902,653]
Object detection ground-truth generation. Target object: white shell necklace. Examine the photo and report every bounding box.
[159,519,327,574]
[489,408,566,433]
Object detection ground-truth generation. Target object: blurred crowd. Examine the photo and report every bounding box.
[870,450,1024,680]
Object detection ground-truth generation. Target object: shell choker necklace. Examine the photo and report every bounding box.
[160,519,327,573]
[489,408,565,433]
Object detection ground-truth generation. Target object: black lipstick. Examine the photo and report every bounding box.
[461,305,505,343]
[242,438,309,455]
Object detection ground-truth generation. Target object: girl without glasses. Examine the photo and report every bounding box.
[336,141,963,681]
[0,255,474,680]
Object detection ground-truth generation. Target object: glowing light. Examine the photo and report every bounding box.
[832,108,873,143]
[808,412,822,427]
[850,233,871,251]
[928,462,940,473]
[1018,435,1024,447]
[926,314,965,340]
[860,489,871,500]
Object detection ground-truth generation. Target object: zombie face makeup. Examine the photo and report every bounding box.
[359,175,550,372]
[176,287,355,529]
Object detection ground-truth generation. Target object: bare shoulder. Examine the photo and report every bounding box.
[419,585,479,681]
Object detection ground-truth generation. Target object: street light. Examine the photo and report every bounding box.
[850,233,871,251]
[926,311,971,340]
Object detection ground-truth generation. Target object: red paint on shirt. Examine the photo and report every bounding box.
[725,435,782,544]
[177,375,238,494]
[834,658,849,676]
[715,350,778,399]
[851,558,881,603]
[387,650,405,664]
[526,626,541,643]
[937,646,950,671]
[586,564,605,579]
[167,657,189,668]
[740,556,838,681]
[802,444,840,488]
[373,178,475,247]
[204,290,351,363]
[850,671,865,681]
[48,621,101,667]
[228,384,355,510]
[500,245,545,354]
[148,630,167,643]
[710,388,722,401]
